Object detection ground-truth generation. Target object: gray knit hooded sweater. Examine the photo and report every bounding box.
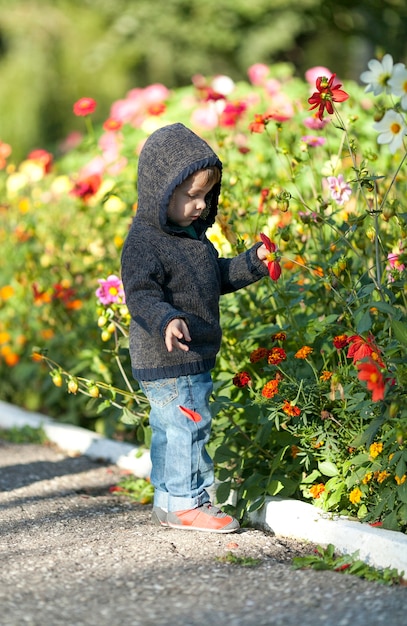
[121,123,268,381]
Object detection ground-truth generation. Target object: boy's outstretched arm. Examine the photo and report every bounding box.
[165,318,191,352]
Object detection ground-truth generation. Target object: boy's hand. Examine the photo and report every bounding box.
[165,318,191,352]
[256,244,269,268]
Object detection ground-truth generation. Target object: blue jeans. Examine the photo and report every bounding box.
[138,372,214,512]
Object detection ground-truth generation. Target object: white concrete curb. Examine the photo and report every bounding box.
[0,400,151,478]
[1,400,406,577]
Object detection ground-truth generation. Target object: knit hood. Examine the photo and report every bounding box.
[135,123,222,236]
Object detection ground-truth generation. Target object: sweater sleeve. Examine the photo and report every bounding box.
[214,241,269,294]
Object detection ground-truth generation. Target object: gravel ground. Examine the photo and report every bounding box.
[1,440,406,626]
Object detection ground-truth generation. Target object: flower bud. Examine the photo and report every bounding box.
[88,384,100,398]
[68,378,79,394]
[51,370,63,387]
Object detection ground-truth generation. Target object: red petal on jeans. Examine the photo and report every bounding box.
[178,405,202,422]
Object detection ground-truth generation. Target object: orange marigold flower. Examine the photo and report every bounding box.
[349,487,363,504]
[249,347,269,363]
[320,370,333,381]
[73,97,97,116]
[271,331,287,342]
[309,483,325,499]
[261,379,279,399]
[232,371,252,388]
[333,334,348,349]
[295,345,313,359]
[282,400,301,417]
[357,359,385,402]
[268,347,287,365]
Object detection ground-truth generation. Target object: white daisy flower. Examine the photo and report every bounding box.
[388,63,407,110]
[372,109,407,153]
[360,54,404,96]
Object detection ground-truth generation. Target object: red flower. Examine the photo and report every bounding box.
[71,174,102,202]
[249,348,269,363]
[347,333,384,367]
[232,371,252,388]
[249,113,272,133]
[308,74,349,120]
[220,101,247,128]
[268,347,287,365]
[27,149,53,174]
[147,102,166,116]
[357,359,385,402]
[260,232,282,281]
[333,334,348,349]
[73,97,97,117]
[103,118,123,132]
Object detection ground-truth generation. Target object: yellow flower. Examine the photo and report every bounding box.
[375,470,390,484]
[369,442,383,459]
[362,472,372,484]
[395,474,406,485]
[349,487,363,504]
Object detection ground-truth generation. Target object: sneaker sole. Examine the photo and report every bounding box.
[151,509,169,527]
[167,522,239,533]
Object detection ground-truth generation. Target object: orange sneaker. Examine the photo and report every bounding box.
[167,503,239,533]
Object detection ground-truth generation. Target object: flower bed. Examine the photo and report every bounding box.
[1,57,406,530]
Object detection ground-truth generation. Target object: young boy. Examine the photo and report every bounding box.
[121,123,269,533]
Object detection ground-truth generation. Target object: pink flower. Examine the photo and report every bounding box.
[267,93,294,122]
[191,103,220,129]
[303,115,330,130]
[301,135,326,147]
[386,242,406,281]
[96,275,125,305]
[327,174,352,205]
[247,63,269,86]
[305,66,332,86]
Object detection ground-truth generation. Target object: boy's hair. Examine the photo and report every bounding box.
[195,166,221,187]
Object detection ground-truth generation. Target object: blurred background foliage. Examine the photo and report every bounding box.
[0,0,406,161]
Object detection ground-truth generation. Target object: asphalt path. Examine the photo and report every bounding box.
[1,441,406,626]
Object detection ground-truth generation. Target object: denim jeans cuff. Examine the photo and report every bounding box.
[154,489,211,512]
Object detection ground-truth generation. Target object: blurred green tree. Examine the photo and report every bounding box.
[0,0,406,160]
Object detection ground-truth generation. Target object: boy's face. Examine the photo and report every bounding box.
[167,171,215,227]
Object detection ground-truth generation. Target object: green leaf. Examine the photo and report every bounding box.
[391,319,407,346]
[216,481,231,505]
[318,461,339,477]
[356,308,372,334]
[397,481,407,504]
